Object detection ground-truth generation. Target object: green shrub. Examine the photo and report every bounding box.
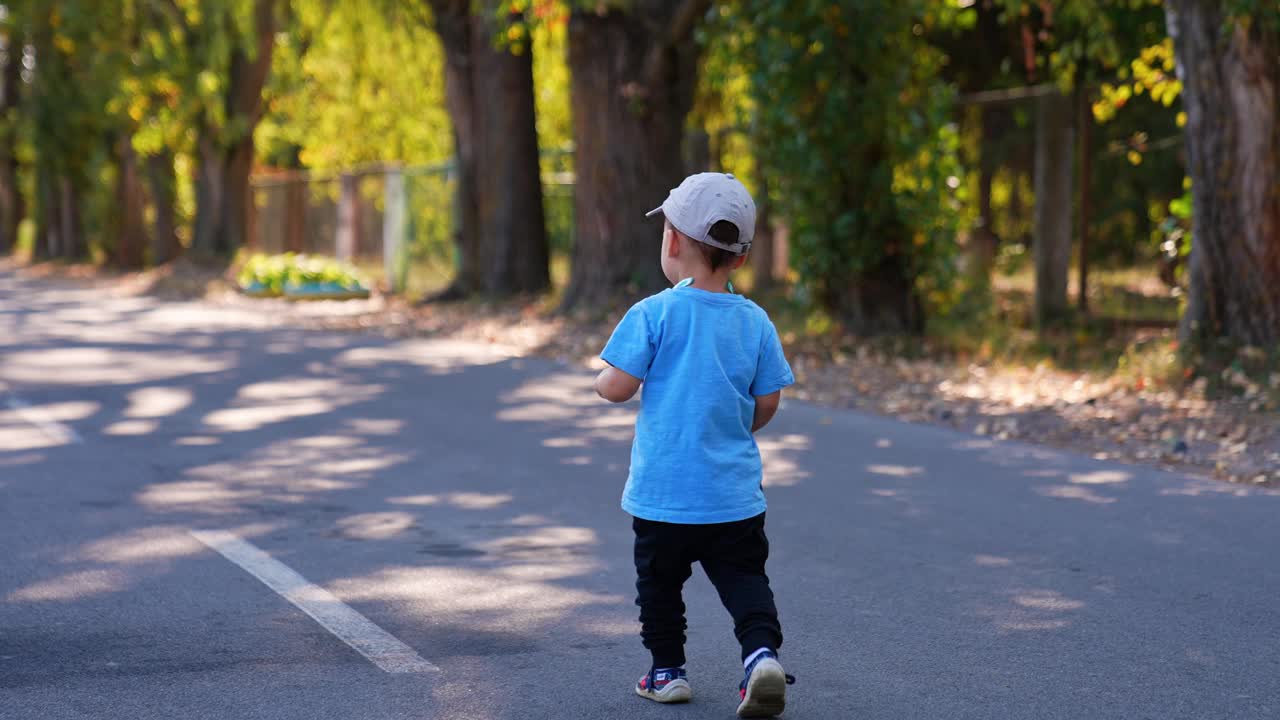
[237,253,368,296]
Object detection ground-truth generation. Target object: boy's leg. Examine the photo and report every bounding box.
[700,513,782,660]
[633,517,694,668]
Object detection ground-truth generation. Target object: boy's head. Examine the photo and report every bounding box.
[646,173,756,284]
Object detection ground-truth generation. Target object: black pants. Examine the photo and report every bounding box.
[633,512,782,669]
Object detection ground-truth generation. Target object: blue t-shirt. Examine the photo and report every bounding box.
[601,280,795,524]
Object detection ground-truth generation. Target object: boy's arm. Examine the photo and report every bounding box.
[595,364,642,403]
[752,391,781,432]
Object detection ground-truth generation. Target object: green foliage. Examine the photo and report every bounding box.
[237,252,368,294]
[736,0,962,314]
[259,0,454,170]
[994,0,1167,85]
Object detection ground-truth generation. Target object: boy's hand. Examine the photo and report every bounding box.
[595,364,642,403]
[752,391,781,432]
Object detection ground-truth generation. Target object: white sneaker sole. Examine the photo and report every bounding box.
[636,678,692,704]
[737,658,787,718]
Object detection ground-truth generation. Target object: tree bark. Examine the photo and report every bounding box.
[145,151,181,264]
[1166,2,1280,348]
[0,35,23,255]
[1033,91,1074,327]
[191,0,277,257]
[751,181,775,293]
[825,242,923,335]
[111,133,147,268]
[968,104,1006,282]
[426,0,549,299]
[35,169,86,261]
[1076,81,1093,315]
[562,1,710,309]
[472,8,548,294]
[430,0,481,298]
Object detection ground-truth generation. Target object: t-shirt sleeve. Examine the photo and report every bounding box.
[600,303,655,380]
[750,319,794,396]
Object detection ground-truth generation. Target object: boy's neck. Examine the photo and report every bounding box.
[678,268,735,293]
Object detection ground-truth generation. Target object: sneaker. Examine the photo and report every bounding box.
[736,651,795,718]
[636,667,692,704]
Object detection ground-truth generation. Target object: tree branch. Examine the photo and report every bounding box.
[640,0,713,94]
[151,0,194,38]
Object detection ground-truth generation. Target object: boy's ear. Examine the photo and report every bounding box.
[731,253,748,270]
[665,227,680,257]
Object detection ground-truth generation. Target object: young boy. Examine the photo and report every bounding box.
[594,173,796,718]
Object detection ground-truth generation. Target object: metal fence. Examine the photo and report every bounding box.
[248,157,574,295]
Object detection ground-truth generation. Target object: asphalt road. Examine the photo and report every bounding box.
[2,266,1278,720]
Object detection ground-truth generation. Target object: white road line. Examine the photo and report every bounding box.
[190,529,439,674]
[5,396,83,445]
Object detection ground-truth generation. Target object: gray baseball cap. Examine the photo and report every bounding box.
[645,172,756,255]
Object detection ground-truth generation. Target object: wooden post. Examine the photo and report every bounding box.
[1033,91,1074,328]
[336,172,358,261]
[1076,84,1093,316]
[382,165,406,293]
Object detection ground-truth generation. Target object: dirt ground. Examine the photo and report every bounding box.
[10,256,1277,487]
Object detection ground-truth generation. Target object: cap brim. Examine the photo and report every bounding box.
[645,206,663,218]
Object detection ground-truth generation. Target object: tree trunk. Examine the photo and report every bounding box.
[146,151,181,264]
[968,105,1005,282]
[751,163,775,293]
[1166,2,1280,348]
[1076,81,1093,315]
[191,0,277,257]
[472,8,548,295]
[426,0,549,299]
[825,244,923,335]
[1033,91,1074,327]
[562,1,709,309]
[112,133,147,268]
[34,165,85,261]
[0,36,23,255]
[431,0,482,298]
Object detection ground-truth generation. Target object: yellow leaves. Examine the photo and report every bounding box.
[54,34,76,54]
[197,70,220,96]
[1093,38,1183,126]
[1176,111,1187,128]
[1126,150,1143,166]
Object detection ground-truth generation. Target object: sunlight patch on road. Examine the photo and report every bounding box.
[335,339,517,374]
[977,588,1086,633]
[124,386,193,419]
[73,526,205,565]
[103,419,159,436]
[0,399,94,448]
[174,435,219,446]
[1069,470,1130,485]
[2,348,229,386]
[7,569,128,602]
[496,402,582,422]
[386,492,513,510]
[202,379,383,433]
[759,433,812,487]
[865,464,925,478]
[345,418,405,435]
[1035,484,1117,504]
[335,512,418,540]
